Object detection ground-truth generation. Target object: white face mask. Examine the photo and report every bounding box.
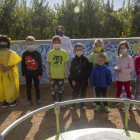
[76,51,83,56]
[120,48,128,54]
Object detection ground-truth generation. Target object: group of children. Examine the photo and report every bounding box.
[0,34,140,112]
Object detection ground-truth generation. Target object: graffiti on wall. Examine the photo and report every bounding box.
[11,39,140,83]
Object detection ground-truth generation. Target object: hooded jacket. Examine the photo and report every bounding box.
[90,64,112,87]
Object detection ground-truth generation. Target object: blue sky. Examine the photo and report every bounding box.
[26,0,129,10]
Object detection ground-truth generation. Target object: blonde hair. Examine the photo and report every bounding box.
[139,47,140,55]
[26,36,35,42]
[93,39,104,52]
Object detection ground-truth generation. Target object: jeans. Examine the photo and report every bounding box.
[134,76,140,101]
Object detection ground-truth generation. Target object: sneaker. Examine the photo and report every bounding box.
[129,104,132,110]
[133,104,138,111]
[37,99,43,105]
[112,102,120,106]
[70,105,74,109]
[100,102,104,106]
[26,100,32,107]
[104,106,110,113]
[2,101,8,108]
[10,100,17,107]
[81,104,87,109]
[93,102,96,106]
[94,105,100,112]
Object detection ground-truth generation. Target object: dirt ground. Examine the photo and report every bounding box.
[0,81,140,140]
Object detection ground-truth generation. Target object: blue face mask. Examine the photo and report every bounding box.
[120,48,127,54]
[27,45,34,50]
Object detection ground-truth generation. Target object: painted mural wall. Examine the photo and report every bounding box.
[11,38,140,83]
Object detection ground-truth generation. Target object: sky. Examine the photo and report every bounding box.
[26,0,129,10]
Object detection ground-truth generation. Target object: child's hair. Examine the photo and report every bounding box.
[93,39,104,52]
[138,47,140,54]
[56,25,64,35]
[0,35,1,50]
[52,35,61,43]
[118,40,129,56]
[74,43,83,50]
[26,36,35,42]
[97,53,106,60]
[0,35,11,48]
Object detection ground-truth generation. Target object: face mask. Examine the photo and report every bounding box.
[95,47,103,52]
[58,31,64,36]
[53,44,61,49]
[76,51,83,56]
[0,44,8,49]
[120,48,127,54]
[27,45,34,50]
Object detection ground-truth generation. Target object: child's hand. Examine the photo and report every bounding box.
[115,69,119,73]
[118,68,122,73]
[88,78,90,83]
[22,76,26,81]
[72,80,76,86]
[93,86,96,88]
[0,64,5,72]
[48,77,52,81]
[65,77,68,80]
[5,66,14,71]
[115,67,119,73]
[138,75,140,78]
[107,86,110,90]
[38,76,42,80]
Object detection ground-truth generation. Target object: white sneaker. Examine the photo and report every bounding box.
[93,102,96,106]
[133,104,138,111]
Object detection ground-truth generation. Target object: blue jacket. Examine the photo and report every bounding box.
[90,64,112,87]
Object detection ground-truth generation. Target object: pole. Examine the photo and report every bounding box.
[54,102,60,134]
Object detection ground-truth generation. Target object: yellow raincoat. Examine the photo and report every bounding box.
[0,50,21,103]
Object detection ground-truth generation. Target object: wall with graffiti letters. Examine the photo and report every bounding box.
[11,38,140,83]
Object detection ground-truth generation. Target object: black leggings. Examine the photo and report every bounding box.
[95,87,108,106]
[26,76,40,101]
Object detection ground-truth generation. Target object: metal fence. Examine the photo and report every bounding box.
[0,98,140,140]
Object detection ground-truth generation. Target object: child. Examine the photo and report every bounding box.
[90,53,112,112]
[0,35,21,108]
[112,40,134,108]
[46,35,69,105]
[133,47,140,111]
[89,39,109,106]
[69,43,92,109]
[56,25,74,59]
[21,36,43,107]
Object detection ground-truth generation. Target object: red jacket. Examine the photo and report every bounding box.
[135,56,140,76]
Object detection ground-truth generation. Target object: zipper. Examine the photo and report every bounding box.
[79,60,81,73]
[99,66,101,87]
